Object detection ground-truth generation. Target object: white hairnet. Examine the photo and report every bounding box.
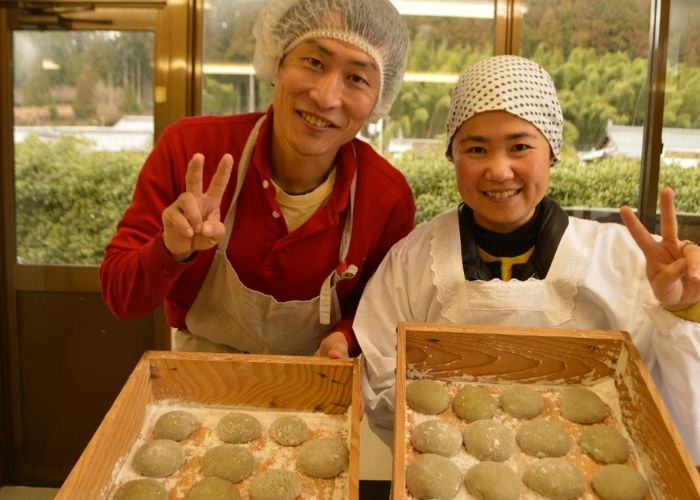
[253,0,409,121]
[446,55,564,163]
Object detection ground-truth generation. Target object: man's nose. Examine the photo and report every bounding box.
[310,72,343,109]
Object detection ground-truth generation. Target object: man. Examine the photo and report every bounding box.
[100,0,415,357]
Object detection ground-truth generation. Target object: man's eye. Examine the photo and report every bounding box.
[305,57,323,68]
[348,74,369,86]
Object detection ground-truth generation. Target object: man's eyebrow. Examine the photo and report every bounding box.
[303,40,379,71]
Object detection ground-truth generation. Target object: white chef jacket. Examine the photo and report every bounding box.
[354,207,700,463]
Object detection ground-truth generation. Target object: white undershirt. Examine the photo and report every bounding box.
[271,169,337,232]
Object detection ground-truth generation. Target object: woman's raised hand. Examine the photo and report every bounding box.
[620,187,700,309]
[162,153,234,260]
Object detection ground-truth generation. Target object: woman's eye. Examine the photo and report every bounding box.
[466,146,486,154]
[512,143,532,152]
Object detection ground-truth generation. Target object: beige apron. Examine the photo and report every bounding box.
[174,116,358,354]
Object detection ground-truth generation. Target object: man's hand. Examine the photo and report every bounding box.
[314,331,350,358]
[620,187,700,309]
[162,153,234,260]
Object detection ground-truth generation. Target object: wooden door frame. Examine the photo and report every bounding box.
[1,6,14,486]
[0,0,197,485]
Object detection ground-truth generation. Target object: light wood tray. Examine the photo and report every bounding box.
[392,322,700,499]
[57,350,361,499]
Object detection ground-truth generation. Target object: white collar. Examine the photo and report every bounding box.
[430,209,595,326]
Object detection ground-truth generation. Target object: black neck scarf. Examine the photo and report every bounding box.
[458,197,569,281]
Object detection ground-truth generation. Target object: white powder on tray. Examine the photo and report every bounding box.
[105,400,351,500]
[403,377,653,500]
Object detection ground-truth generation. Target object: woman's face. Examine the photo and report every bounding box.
[451,110,553,233]
[272,37,381,162]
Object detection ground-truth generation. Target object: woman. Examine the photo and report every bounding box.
[354,55,700,463]
[100,0,415,358]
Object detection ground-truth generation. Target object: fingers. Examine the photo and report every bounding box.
[163,209,225,257]
[177,192,203,234]
[327,341,350,359]
[620,205,657,256]
[651,259,687,305]
[161,191,208,254]
[162,153,233,259]
[315,332,350,358]
[327,332,350,358]
[658,187,679,244]
[162,193,199,237]
[201,211,225,240]
[162,198,197,257]
[185,153,234,200]
[682,241,700,281]
[206,154,234,200]
[185,153,205,197]
[193,230,224,250]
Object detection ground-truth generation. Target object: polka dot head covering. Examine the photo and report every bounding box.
[445,55,564,162]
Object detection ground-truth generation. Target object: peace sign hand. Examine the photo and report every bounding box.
[620,187,700,310]
[162,153,234,261]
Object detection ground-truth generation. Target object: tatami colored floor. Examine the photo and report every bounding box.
[0,487,58,500]
[0,417,393,499]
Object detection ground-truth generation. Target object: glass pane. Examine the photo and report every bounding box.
[201,0,495,225]
[13,30,154,266]
[520,0,650,220]
[201,0,269,115]
[387,1,495,224]
[664,0,700,240]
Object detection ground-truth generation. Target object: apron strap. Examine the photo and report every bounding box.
[221,115,267,246]
[216,113,357,327]
[337,173,356,265]
[319,172,358,325]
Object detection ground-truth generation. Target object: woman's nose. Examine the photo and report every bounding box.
[485,153,515,181]
[310,72,343,109]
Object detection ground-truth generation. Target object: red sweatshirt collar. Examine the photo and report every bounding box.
[250,107,356,215]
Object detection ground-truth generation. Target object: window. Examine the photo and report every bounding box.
[200,0,495,223]
[520,0,651,221]
[663,0,700,239]
[199,1,700,230]
[380,2,495,223]
[13,30,154,265]
[201,0,269,115]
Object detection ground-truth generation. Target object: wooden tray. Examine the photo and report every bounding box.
[393,321,700,499]
[57,350,361,499]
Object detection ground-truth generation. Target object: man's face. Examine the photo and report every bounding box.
[271,37,381,162]
[451,110,553,233]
